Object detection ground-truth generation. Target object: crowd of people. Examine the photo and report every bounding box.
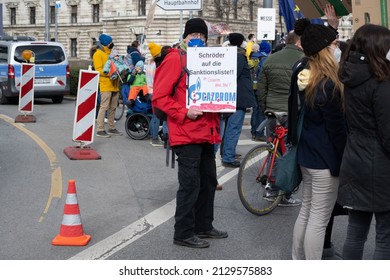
[91,6,390,259]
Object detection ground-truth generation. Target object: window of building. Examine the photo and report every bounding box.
[92,4,99,23]
[138,0,146,16]
[71,5,77,23]
[198,10,203,17]
[249,1,254,21]
[10,8,16,25]
[50,6,55,24]
[30,7,36,24]
[71,38,77,57]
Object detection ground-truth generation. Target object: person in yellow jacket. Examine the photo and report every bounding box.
[93,33,122,137]
[246,33,256,59]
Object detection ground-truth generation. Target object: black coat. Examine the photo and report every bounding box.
[236,47,257,110]
[338,51,390,212]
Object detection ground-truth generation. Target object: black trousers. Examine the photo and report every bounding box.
[172,143,217,239]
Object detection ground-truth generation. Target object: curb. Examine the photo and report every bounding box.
[64,95,77,101]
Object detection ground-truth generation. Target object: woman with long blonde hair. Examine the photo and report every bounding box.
[288,21,348,260]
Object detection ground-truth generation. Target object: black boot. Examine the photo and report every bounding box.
[126,99,135,108]
[322,243,342,260]
[144,93,152,103]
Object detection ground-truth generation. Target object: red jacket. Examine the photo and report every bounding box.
[152,48,221,147]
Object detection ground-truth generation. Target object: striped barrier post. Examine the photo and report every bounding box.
[64,68,101,160]
[15,63,36,123]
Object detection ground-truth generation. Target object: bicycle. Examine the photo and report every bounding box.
[114,76,130,121]
[237,110,289,216]
[114,92,125,121]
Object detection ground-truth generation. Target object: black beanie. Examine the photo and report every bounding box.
[301,24,337,56]
[228,33,245,47]
[183,18,208,42]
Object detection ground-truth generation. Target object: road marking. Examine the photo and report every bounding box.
[70,116,254,259]
[0,114,62,222]
[69,166,239,260]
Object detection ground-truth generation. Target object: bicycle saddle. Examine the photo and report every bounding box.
[264,110,288,120]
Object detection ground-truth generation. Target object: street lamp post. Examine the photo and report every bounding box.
[45,0,50,41]
[55,1,60,41]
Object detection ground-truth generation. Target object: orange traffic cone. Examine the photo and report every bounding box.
[52,180,91,246]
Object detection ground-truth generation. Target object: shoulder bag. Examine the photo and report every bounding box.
[274,105,305,193]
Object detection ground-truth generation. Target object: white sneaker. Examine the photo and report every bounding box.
[278,196,302,207]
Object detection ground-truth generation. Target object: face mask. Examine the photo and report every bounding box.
[253,37,257,42]
[241,41,247,48]
[386,50,390,61]
[333,47,342,63]
[108,43,114,49]
[188,38,205,47]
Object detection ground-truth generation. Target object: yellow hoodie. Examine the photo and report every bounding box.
[92,46,119,92]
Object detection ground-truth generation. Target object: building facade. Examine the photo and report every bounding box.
[1,0,353,65]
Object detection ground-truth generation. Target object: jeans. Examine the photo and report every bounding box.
[343,209,390,260]
[214,114,227,154]
[172,143,217,239]
[292,167,338,260]
[250,105,265,137]
[222,109,246,163]
[162,121,168,135]
[149,114,161,140]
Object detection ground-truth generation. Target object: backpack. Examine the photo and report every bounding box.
[249,55,267,91]
[248,57,260,90]
[153,50,187,121]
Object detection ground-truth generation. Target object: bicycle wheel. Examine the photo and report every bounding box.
[115,93,125,121]
[237,144,283,216]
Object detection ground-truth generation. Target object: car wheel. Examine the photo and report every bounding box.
[52,96,64,104]
[0,87,9,105]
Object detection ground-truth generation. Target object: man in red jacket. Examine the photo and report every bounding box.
[152,18,227,249]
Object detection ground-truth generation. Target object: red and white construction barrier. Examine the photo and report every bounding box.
[15,63,36,123]
[64,68,101,160]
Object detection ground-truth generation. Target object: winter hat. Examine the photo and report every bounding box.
[259,41,271,54]
[183,18,208,42]
[99,33,113,47]
[228,33,245,47]
[135,60,144,69]
[148,42,162,58]
[301,24,336,56]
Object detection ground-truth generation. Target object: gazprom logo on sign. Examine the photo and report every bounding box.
[187,77,236,104]
[55,1,61,8]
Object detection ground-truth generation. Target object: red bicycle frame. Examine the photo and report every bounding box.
[257,124,288,185]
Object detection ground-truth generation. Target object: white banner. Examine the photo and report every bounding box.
[257,8,276,41]
[186,46,237,113]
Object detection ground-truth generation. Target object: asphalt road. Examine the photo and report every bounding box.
[0,98,375,260]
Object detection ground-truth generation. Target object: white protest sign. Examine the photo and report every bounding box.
[257,8,276,40]
[157,0,202,10]
[186,46,237,112]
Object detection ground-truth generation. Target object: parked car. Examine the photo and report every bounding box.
[0,40,70,104]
